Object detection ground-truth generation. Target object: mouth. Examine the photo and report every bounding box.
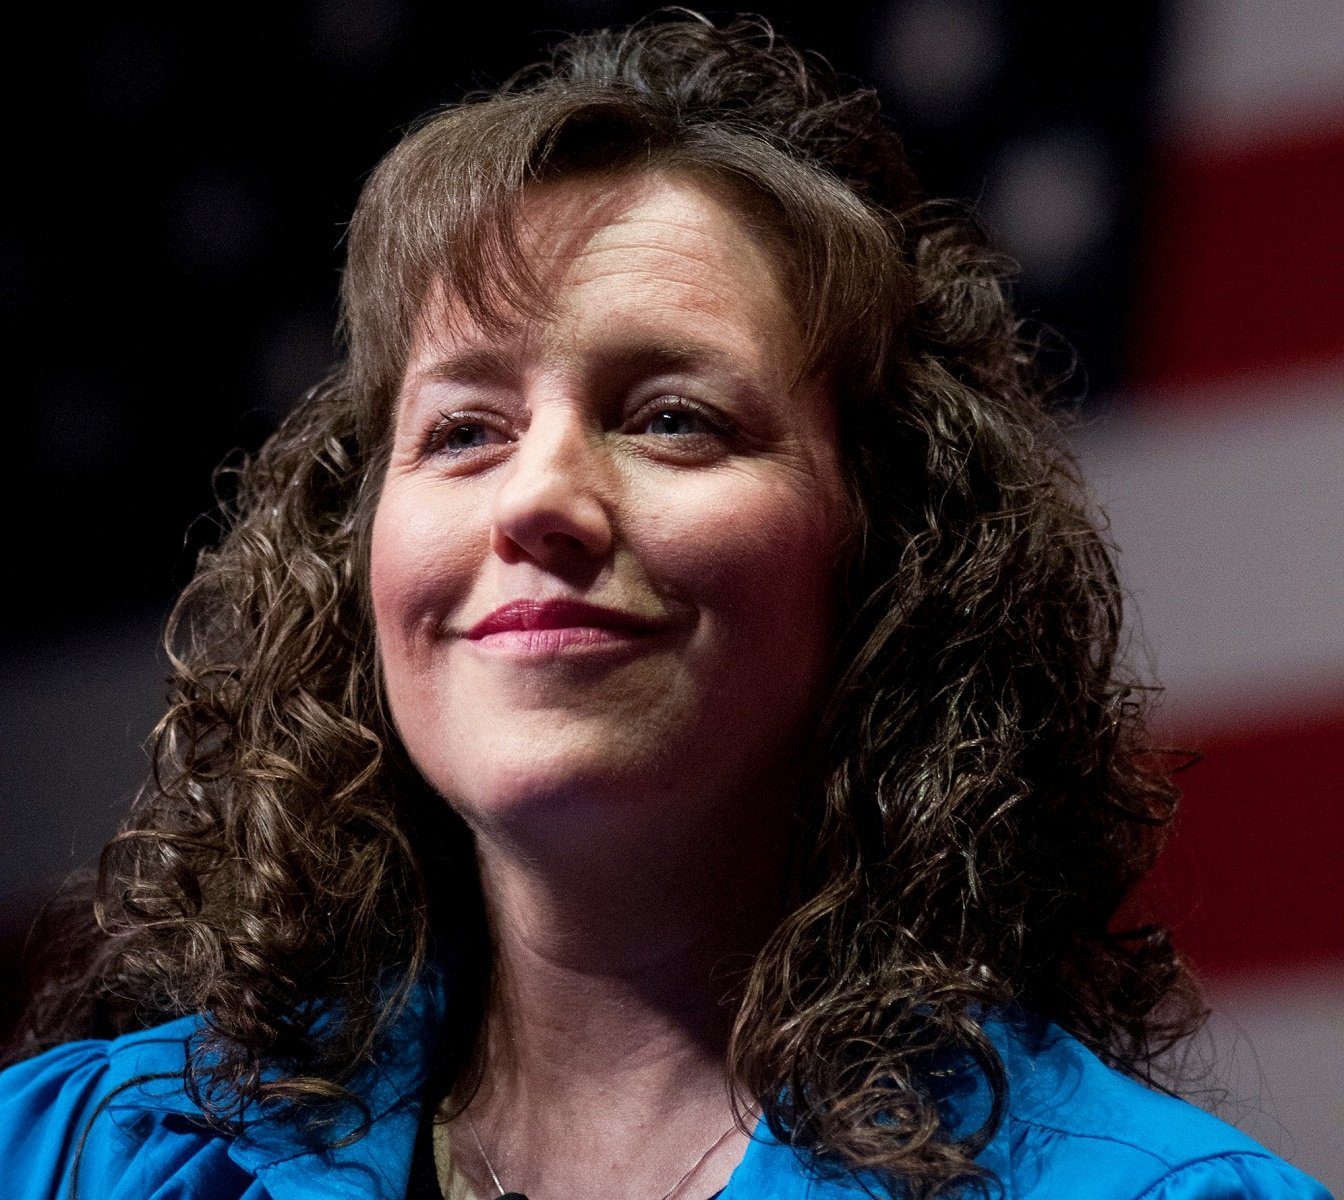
[464,599,671,644]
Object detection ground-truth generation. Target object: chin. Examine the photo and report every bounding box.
[432,748,658,831]
[449,747,759,862]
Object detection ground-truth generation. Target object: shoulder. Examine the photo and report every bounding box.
[719,1014,1334,1200]
[0,1018,260,1200]
[0,982,445,1200]
[984,1018,1333,1200]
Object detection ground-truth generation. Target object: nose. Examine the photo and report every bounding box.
[489,405,615,567]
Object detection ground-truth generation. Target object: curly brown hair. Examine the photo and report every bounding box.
[11,12,1203,1195]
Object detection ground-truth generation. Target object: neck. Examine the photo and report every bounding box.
[477,794,790,1089]
[443,786,791,1199]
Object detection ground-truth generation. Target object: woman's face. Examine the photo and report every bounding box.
[370,171,847,849]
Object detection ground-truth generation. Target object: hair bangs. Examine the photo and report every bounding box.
[343,87,912,448]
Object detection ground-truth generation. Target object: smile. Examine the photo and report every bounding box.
[461,599,673,656]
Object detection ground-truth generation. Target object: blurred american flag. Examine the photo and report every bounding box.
[1071,1,1344,1187]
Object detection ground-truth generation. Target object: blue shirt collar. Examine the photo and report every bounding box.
[97,971,1033,1200]
[102,973,448,1199]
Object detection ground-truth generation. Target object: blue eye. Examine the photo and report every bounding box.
[443,422,491,450]
[645,408,709,436]
[428,415,508,457]
[639,398,729,440]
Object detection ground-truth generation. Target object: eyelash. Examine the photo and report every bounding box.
[423,412,508,458]
[635,395,734,440]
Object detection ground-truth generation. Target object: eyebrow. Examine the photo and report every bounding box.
[407,338,752,391]
[589,340,743,380]
[409,345,520,388]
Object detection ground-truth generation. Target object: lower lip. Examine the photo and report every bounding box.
[466,626,659,658]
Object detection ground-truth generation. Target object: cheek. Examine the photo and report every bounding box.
[659,473,844,763]
[642,470,843,636]
[369,481,480,657]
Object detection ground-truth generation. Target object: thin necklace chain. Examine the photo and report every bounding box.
[465,1108,747,1200]
[467,1115,510,1198]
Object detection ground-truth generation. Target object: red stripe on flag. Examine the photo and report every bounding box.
[1133,703,1344,978]
[1132,120,1344,395]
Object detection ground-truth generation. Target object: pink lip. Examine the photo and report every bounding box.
[465,599,667,640]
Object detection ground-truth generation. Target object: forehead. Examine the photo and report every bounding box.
[520,170,781,279]
[408,171,801,374]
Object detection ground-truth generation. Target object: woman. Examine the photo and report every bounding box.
[0,13,1329,1200]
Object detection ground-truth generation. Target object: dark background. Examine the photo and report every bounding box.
[1,0,1160,641]
[1,0,1161,1029]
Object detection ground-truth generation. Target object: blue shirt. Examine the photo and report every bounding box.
[0,979,1330,1200]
